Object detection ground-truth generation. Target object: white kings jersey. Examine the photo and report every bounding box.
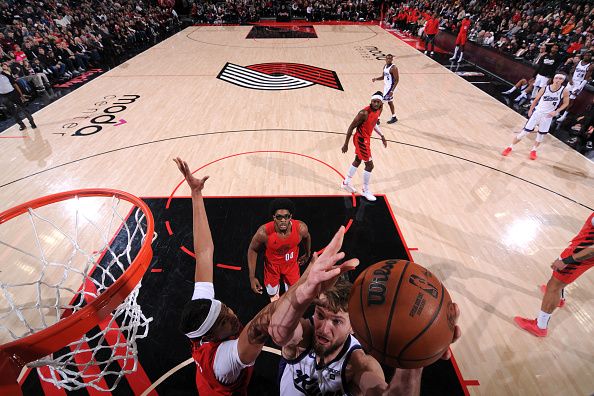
[572,61,591,84]
[279,334,362,396]
[383,64,395,91]
[534,85,564,113]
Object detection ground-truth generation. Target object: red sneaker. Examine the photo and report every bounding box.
[529,150,537,160]
[501,147,512,156]
[539,285,565,307]
[513,316,547,337]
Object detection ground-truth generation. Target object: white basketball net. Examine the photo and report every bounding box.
[0,194,154,391]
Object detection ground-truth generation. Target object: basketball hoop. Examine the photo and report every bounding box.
[0,189,155,394]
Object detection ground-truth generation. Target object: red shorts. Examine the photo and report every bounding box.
[455,34,467,45]
[263,259,300,289]
[553,247,594,284]
[354,135,371,162]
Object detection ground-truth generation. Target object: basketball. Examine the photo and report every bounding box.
[348,259,455,368]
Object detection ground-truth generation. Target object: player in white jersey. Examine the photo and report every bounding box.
[558,52,593,122]
[271,276,461,396]
[502,73,570,160]
[372,54,399,124]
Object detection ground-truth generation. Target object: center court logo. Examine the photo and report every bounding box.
[217,62,343,91]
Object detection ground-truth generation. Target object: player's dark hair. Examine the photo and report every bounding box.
[269,198,295,216]
[179,299,216,340]
[315,277,352,313]
[373,90,383,97]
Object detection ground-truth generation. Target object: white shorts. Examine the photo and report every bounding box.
[383,86,397,102]
[534,74,550,88]
[566,82,584,100]
[524,110,554,133]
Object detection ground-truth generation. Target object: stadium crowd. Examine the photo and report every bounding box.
[190,0,380,24]
[0,0,180,99]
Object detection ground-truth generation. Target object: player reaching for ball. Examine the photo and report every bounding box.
[269,275,461,395]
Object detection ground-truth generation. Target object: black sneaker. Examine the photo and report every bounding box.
[30,121,37,129]
[387,116,398,124]
[18,124,26,131]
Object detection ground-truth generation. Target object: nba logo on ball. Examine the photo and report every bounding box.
[348,260,455,368]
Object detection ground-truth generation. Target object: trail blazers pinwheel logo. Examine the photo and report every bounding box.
[217,62,343,91]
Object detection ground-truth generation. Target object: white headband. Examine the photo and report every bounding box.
[185,299,222,339]
[371,94,383,101]
[554,73,566,80]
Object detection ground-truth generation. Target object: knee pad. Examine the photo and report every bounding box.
[536,132,546,143]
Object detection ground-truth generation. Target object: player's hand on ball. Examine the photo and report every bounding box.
[302,227,358,298]
[440,302,461,360]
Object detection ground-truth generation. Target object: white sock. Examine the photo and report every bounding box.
[531,146,537,152]
[391,112,396,118]
[363,170,372,190]
[345,165,357,183]
[537,310,551,329]
[452,47,458,58]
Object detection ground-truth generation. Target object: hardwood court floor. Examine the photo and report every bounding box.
[1,25,593,395]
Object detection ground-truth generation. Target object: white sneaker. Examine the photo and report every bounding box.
[431,51,434,55]
[557,113,567,122]
[514,92,527,102]
[341,181,357,193]
[362,189,376,201]
[424,50,428,54]
[449,56,456,61]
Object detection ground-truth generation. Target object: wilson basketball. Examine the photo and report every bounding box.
[348,259,455,368]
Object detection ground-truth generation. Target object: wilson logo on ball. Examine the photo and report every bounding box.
[367,260,397,306]
[217,62,343,91]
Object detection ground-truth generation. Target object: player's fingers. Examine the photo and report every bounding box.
[318,251,345,269]
[452,325,462,343]
[452,302,460,322]
[324,226,345,254]
[338,258,359,273]
[319,267,342,281]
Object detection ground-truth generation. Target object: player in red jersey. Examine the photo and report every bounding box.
[248,198,311,302]
[450,16,471,63]
[173,157,357,395]
[515,212,594,337]
[341,92,388,202]
[423,12,440,56]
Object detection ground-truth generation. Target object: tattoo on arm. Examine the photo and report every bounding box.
[246,302,276,345]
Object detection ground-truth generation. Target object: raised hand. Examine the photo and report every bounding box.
[173,157,209,193]
[301,227,358,299]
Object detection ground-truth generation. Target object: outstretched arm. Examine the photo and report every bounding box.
[173,157,212,283]
[269,227,359,346]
